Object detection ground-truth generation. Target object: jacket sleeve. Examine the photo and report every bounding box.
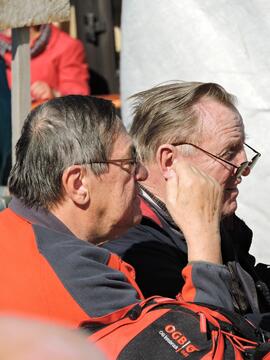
[222,214,270,311]
[181,262,234,311]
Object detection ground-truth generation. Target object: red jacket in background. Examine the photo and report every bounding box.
[1,25,90,96]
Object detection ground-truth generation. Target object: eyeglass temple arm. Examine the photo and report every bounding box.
[180,142,239,169]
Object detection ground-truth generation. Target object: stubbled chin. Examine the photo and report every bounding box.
[108,213,142,240]
[221,199,237,218]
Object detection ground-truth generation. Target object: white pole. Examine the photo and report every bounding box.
[11,27,31,164]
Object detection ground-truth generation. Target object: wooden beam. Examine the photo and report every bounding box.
[0,0,70,30]
[11,27,31,164]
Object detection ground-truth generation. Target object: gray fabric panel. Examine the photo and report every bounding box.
[33,224,140,318]
[234,262,260,313]
[9,197,73,235]
[190,262,234,311]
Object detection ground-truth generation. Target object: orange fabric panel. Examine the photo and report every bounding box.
[180,264,196,302]
[0,209,89,327]
[107,253,145,300]
[91,308,169,360]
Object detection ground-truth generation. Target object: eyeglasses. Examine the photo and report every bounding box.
[89,157,139,175]
[82,146,140,175]
[171,142,261,178]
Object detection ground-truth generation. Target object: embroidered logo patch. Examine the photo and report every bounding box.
[159,324,199,357]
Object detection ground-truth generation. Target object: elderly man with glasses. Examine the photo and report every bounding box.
[103,82,270,317]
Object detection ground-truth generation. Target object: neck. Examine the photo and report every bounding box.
[139,162,166,202]
[50,201,92,242]
[50,199,112,245]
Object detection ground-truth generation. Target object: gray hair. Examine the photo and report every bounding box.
[8,95,123,209]
[130,81,237,162]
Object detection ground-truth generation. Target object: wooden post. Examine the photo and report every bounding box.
[0,0,70,165]
[11,27,31,164]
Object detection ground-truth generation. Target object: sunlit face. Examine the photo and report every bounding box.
[89,130,148,242]
[178,98,248,217]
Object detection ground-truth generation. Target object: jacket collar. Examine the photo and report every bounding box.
[9,197,73,236]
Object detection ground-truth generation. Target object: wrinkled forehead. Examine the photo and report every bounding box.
[196,99,245,141]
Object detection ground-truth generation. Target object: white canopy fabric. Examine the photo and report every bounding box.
[121,0,270,263]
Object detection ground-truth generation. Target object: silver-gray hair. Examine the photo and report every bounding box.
[130,81,237,162]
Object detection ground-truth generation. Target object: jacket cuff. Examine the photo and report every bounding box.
[181,262,233,311]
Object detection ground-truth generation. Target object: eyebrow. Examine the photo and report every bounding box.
[216,142,243,159]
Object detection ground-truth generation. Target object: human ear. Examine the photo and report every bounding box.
[156,144,178,179]
[61,165,90,206]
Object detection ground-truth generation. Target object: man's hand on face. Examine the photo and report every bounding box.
[164,160,223,264]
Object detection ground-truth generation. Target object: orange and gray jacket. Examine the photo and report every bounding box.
[0,197,234,327]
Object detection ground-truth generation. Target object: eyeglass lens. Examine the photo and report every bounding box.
[235,162,249,177]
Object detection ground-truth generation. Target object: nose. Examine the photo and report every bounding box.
[135,162,148,181]
[241,165,250,177]
[236,148,250,177]
[238,147,248,164]
[236,147,250,176]
[232,147,250,178]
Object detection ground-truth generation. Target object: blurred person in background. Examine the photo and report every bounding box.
[0,24,90,102]
[0,316,106,360]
